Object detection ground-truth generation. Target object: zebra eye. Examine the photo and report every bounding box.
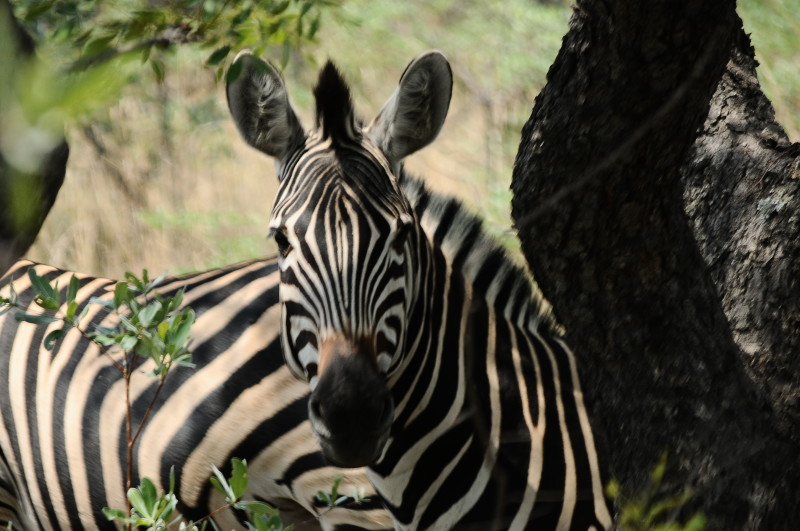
[273,230,292,258]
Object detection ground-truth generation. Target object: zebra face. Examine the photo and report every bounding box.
[227,50,452,467]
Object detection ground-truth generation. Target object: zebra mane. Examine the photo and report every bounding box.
[399,174,562,336]
[314,61,360,144]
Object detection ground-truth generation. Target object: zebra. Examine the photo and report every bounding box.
[226,50,614,530]
[0,259,392,530]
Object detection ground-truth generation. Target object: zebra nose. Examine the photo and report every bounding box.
[308,354,394,467]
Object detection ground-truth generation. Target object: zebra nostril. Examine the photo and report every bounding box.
[309,396,323,420]
[380,395,394,426]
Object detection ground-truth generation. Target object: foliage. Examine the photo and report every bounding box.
[315,477,348,508]
[8,268,195,374]
[210,458,288,531]
[606,452,707,531]
[87,269,195,376]
[102,459,289,530]
[1,270,290,529]
[103,473,180,529]
[315,475,370,519]
[12,0,337,72]
[1,0,339,184]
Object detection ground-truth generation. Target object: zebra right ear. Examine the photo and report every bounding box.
[226,51,305,163]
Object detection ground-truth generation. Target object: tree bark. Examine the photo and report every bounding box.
[511,1,799,528]
[681,30,800,449]
[0,0,68,275]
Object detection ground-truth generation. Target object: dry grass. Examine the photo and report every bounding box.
[27,1,562,278]
[24,0,800,279]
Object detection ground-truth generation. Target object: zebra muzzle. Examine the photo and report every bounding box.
[308,350,394,468]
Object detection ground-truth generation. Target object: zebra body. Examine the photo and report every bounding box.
[0,259,391,530]
[226,51,613,529]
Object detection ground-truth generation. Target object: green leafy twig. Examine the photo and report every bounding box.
[606,451,707,531]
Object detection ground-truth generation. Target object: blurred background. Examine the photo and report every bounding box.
[16,0,800,279]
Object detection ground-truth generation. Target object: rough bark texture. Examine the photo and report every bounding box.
[0,0,68,275]
[511,1,799,528]
[681,32,800,448]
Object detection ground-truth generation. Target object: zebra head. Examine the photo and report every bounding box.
[227,51,452,467]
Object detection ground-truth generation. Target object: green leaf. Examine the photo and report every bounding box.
[67,275,79,305]
[66,301,79,321]
[270,0,291,15]
[151,59,165,83]
[169,289,184,312]
[90,333,116,347]
[300,0,314,17]
[138,300,162,327]
[118,314,138,333]
[127,487,148,518]
[44,328,67,350]
[171,308,195,349]
[102,506,128,521]
[683,513,708,531]
[89,297,113,307]
[231,7,253,26]
[114,282,129,309]
[226,59,244,85]
[141,478,158,514]
[230,458,248,499]
[651,450,668,483]
[210,464,234,501]
[23,0,57,22]
[141,44,152,64]
[206,45,231,66]
[236,500,277,516]
[66,275,79,320]
[605,479,620,500]
[307,15,321,40]
[145,272,166,292]
[28,269,58,308]
[14,312,59,325]
[78,304,91,322]
[83,34,116,59]
[125,272,146,292]
[119,334,138,352]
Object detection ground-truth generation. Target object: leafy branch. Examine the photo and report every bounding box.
[1,270,291,529]
[13,0,339,76]
[606,451,707,531]
[1,1,341,174]
[2,268,195,523]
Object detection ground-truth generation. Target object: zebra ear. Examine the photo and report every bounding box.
[226,51,305,162]
[367,51,452,162]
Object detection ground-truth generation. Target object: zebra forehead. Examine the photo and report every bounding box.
[276,149,410,223]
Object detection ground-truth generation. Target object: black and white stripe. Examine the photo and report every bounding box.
[227,51,613,529]
[0,259,391,530]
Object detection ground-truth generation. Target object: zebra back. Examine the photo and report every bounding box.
[0,259,392,530]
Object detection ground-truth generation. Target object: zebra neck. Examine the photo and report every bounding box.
[398,175,558,335]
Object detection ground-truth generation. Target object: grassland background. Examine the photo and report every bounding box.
[24,0,800,279]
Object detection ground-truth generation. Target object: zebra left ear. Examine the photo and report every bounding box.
[367,51,452,163]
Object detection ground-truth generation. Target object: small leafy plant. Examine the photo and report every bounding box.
[606,452,707,531]
[1,269,288,530]
[315,476,371,516]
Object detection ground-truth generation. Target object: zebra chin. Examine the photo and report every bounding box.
[307,352,395,468]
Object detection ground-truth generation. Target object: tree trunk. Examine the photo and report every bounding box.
[0,0,68,275]
[681,30,800,449]
[511,1,799,528]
